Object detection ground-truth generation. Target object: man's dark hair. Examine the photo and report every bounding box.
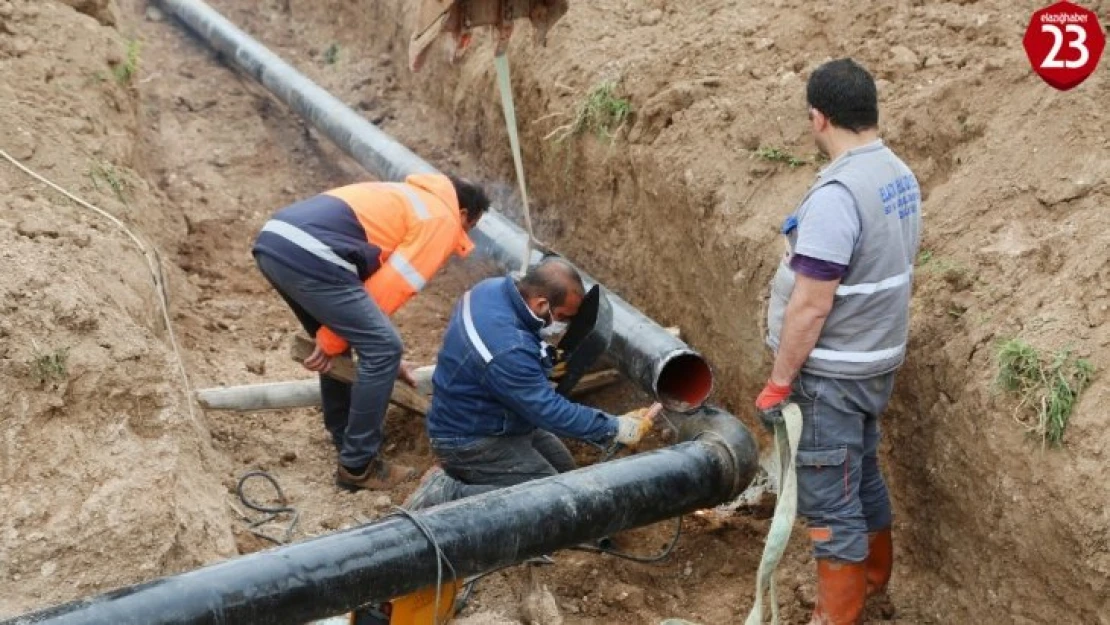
[518,257,585,308]
[448,175,491,220]
[806,58,878,133]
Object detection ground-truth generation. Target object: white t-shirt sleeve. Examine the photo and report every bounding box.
[793,183,861,265]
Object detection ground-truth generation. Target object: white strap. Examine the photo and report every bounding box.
[494,52,538,274]
[745,403,803,625]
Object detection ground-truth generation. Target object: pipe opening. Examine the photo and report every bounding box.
[655,352,714,412]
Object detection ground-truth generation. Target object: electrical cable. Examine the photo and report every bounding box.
[236,471,299,545]
[569,515,684,564]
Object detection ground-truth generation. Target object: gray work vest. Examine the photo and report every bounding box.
[766,140,921,379]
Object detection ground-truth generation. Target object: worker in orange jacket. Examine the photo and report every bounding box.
[252,173,490,491]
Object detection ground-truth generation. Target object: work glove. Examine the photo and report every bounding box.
[755,379,792,432]
[613,408,653,446]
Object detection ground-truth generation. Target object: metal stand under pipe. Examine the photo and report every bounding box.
[6,409,758,625]
[153,0,714,411]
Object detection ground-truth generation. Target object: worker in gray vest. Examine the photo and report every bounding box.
[756,58,921,625]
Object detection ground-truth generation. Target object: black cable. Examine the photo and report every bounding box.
[236,471,299,545]
[569,515,684,564]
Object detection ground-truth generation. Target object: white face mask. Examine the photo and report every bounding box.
[539,320,568,339]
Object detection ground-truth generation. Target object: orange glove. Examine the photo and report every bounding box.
[755,379,792,431]
[755,379,792,410]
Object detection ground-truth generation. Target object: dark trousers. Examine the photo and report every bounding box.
[431,430,577,499]
[793,370,896,563]
[255,253,402,468]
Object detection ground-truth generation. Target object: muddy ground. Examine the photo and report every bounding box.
[1,0,1108,623]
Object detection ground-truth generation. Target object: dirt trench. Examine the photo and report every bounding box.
[1,0,1108,623]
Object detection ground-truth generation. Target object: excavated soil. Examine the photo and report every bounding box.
[1,0,1108,623]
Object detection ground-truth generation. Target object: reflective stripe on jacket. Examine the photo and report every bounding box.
[253,173,474,356]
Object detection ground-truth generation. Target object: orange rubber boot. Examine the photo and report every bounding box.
[808,559,867,625]
[865,529,893,597]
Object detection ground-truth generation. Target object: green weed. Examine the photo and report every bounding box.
[753,146,808,168]
[114,38,141,84]
[997,338,1094,447]
[547,79,632,142]
[917,250,973,289]
[31,347,69,386]
[324,43,340,65]
[88,161,131,204]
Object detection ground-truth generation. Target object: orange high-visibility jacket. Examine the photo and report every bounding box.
[254,174,474,356]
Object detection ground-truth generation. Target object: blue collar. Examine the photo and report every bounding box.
[501,276,544,333]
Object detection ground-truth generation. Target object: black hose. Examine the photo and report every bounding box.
[236,471,298,545]
[569,516,683,564]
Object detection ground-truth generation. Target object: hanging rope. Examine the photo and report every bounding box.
[744,403,803,625]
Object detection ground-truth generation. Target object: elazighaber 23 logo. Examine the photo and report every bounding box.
[1023,1,1106,90]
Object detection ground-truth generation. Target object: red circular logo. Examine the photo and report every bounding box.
[1023,1,1106,90]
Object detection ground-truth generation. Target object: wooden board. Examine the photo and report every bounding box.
[291,335,430,415]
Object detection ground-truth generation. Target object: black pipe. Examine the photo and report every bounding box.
[6,408,758,625]
[154,0,714,411]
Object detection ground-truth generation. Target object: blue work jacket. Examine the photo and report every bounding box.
[426,277,618,446]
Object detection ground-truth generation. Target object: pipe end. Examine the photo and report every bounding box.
[655,351,714,412]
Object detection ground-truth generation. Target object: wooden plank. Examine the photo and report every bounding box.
[563,369,621,396]
[291,335,430,415]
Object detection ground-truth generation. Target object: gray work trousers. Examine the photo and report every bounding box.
[793,369,896,563]
[430,430,577,499]
[255,253,402,469]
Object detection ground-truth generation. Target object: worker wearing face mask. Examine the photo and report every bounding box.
[405,257,652,510]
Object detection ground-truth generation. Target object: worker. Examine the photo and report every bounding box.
[403,258,653,509]
[252,174,490,492]
[409,0,568,71]
[756,58,921,624]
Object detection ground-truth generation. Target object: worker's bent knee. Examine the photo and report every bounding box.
[354,327,403,363]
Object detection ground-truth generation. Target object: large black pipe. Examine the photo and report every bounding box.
[7,408,758,625]
[154,0,714,411]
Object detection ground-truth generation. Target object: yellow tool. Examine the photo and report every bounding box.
[347,579,462,625]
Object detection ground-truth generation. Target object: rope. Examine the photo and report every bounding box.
[236,470,300,545]
[388,506,459,625]
[0,147,198,426]
[493,52,540,274]
[744,403,803,625]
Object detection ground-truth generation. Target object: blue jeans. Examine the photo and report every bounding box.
[792,370,895,563]
[255,252,402,469]
[431,430,577,499]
